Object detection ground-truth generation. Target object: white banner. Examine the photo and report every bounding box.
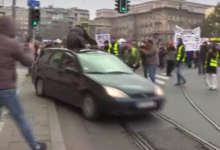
[95,34,111,47]
[174,25,201,51]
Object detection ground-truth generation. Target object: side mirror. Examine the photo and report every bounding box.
[65,67,79,75]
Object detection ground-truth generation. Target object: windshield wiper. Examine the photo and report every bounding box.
[105,71,131,74]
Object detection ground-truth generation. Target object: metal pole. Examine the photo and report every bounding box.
[33,27,36,42]
[12,0,16,21]
[28,7,35,43]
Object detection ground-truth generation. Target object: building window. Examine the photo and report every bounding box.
[167,24,170,30]
[176,16,179,21]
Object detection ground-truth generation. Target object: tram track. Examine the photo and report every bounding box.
[120,111,220,150]
[154,112,220,150]
[213,90,220,98]
[120,121,155,150]
[180,86,220,131]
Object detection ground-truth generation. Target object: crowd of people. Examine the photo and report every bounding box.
[102,38,219,89]
[103,38,187,85]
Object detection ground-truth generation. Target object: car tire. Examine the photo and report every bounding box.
[82,94,100,120]
[35,78,45,97]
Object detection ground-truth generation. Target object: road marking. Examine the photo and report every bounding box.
[156,74,169,80]
[156,79,165,85]
[145,73,169,85]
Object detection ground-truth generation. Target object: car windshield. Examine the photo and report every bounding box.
[78,52,133,74]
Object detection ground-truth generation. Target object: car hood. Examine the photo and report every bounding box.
[85,73,156,94]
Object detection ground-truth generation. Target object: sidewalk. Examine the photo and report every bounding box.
[0,68,66,150]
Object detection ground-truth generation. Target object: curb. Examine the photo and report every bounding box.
[17,68,66,150]
[47,100,66,150]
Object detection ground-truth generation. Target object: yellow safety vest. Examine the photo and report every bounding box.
[176,45,186,62]
[107,45,111,53]
[205,52,219,68]
[108,43,119,56]
[124,48,139,63]
[125,50,129,62]
[131,47,137,56]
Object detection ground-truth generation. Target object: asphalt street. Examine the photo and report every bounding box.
[12,66,220,149]
[160,68,220,148]
[56,100,203,150]
[54,68,210,150]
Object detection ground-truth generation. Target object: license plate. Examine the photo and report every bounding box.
[137,101,156,108]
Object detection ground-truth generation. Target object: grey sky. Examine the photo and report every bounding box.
[3,0,219,19]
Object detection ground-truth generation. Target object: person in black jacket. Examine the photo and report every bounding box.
[103,40,109,52]
[166,42,176,76]
[66,25,97,51]
[199,42,208,75]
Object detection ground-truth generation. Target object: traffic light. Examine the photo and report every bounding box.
[115,0,119,12]
[115,0,130,13]
[30,8,40,27]
[127,0,130,12]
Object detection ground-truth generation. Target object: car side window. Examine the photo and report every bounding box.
[38,49,52,63]
[61,53,77,70]
[48,52,63,69]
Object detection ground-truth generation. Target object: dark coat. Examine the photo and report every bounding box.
[0,16,34,90]
[66,25,98,51]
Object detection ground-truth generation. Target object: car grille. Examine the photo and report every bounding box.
[129,92,155,98]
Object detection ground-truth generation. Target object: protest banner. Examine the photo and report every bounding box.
[174,25,201,51]
[95,34,111,47]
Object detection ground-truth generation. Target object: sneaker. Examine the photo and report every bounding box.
[33,142,47,150]
[182,81,186,85]
[174,83,181,86]
[212,87,217,90]
[166,74,173,76]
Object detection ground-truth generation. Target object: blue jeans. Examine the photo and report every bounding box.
[198,60,205,74]
[176,62,186,84]
[144,65,149,78]
[0,106,2,120]
[149,65,157,83]
[0,89,38,149]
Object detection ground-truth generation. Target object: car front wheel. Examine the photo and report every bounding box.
[82,94,99,120]
[35,78,45,97]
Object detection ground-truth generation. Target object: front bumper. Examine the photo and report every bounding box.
[98,95,165,115]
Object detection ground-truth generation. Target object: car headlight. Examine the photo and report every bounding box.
[104,86,129,98]
[154,85,164,96]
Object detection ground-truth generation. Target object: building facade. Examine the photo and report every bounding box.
[39,6,90,40]
[0,6,90,40]
[0,7,29,40]
[205,7,214,18]
[94,0,212,42]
